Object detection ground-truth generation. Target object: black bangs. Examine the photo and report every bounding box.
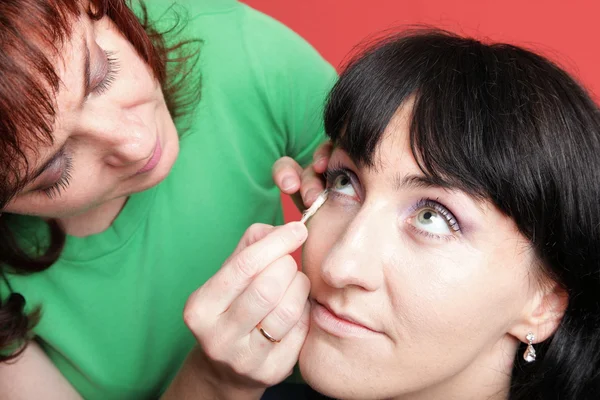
[325,29,600,239]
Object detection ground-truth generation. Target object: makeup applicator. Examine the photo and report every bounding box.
[300,189,329,224]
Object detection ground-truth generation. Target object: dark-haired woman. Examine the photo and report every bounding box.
[189,29,600,400]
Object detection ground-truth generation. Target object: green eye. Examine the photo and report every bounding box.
[331,174,356,197]
[334,175,351,189]
[410,200,460,238]
[414,208,450,234]
[417,209,437,225]
[324,167,359,200]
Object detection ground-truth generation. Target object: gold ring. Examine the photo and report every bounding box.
[257,324,281,343]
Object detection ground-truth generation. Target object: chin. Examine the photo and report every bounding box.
[299,335,383,400]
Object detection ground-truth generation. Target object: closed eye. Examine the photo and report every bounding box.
[91,50,119,95]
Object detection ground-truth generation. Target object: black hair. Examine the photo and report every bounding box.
[325,28,600,399]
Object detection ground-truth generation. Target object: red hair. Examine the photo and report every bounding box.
[0,0,199,361]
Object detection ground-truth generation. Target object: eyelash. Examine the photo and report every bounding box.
[324,163,356,191]
[36,51,117,199]
[93,50,119,95]
[410,198,461,236]
[41,155,73,199]
[324,164,461,239]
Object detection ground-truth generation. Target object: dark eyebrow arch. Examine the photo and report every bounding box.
[335,146,453,191]
[336,145,463,192]
[395,174,453,191]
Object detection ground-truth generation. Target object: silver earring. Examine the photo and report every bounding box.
[523,332,536,362]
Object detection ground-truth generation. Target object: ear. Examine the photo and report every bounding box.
[508,280,568,344]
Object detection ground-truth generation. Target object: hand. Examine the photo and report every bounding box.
[273,141,333,211]
[183,222,311,392]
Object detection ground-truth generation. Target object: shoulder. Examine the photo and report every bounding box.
[142,0,334,83]
[236,4,335,83]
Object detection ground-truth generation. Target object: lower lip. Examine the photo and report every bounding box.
[137,139,162,174]
[311,301,380,338]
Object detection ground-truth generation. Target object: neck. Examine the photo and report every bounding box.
[395,335,517,400]
[57,196,128,237]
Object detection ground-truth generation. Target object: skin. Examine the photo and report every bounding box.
[0,1,330,236]
[0,4,566,398]
[3,8,179,237]
[299,104,566,400]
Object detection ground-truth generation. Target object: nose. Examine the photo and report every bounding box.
[320,205,386,291]
[81,108,154,168]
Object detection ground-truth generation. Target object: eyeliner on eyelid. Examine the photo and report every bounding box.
[40,154,73,199]
[410,198,461,234]
[92,50,119,95]
[323,163,461,237]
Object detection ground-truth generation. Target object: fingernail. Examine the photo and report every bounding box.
[304,189,319,205]
[315,158,328,170]
[290,222,307,241]
[282,177,295,191]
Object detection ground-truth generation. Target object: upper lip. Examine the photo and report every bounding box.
[315,298,381,333]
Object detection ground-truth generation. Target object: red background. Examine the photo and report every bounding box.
[243,0,600,230]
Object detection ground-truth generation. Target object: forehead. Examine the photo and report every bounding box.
[54,17,88,104]
[361,101,417,173]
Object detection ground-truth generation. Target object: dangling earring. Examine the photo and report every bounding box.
[523,332,536,362]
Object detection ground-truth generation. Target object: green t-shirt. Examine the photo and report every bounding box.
[0,1,336,398]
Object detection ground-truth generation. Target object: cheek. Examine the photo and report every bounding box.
[390,242,533,345]
[8,187,103,218]
[5,163,119,218]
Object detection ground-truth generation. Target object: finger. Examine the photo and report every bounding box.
[271,300,311,360]
[300,167,325,207]
[256,271,311,343]
[200,222,308,313]
[312,141,333,174]
[289,192,306,213]
[272,157,303,194]
[186,223,276,331]
[252,300,312,385]
[224,255,299,335]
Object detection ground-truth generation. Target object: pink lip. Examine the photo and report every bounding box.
[137,139,162,174]
[311,300,380,338]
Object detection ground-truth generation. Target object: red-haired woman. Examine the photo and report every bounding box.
[0,0,334,398]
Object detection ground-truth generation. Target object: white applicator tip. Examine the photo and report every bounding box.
[300,189,329,224]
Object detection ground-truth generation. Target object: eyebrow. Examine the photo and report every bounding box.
[338,147,471,195]
[395,174,452,191]
[336,147,451,192]
[395,172,487,210]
